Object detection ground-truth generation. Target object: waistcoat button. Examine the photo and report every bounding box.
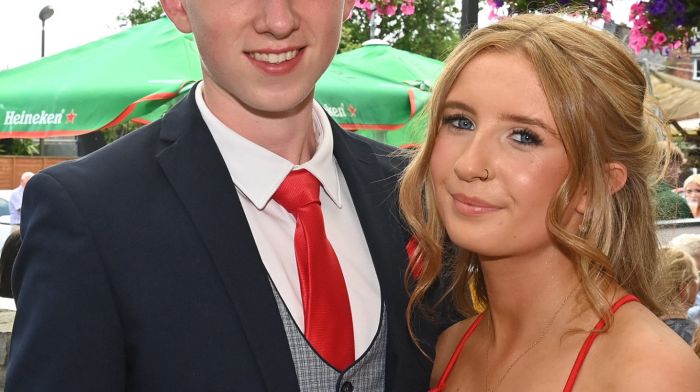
[340,381,354,392]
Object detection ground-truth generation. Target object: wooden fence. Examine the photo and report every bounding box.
[0,156,74,189]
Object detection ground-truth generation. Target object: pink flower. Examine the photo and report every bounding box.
[651,31,667,49]
[670,40,683,50]
[384,4,398,16]
[355,0,370,9]
[629,2,646,19]
[632,14,649,29]
[488,8,498,20]
[628,28,648,54]
[602,9,611,23]
[400,1,415,15]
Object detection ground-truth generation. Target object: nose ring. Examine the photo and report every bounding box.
[479,169,489,181]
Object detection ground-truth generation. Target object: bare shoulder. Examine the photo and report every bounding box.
[430,315,480,386]
[584,302,700,391]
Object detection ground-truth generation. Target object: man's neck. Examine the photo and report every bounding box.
[201,81,318,165]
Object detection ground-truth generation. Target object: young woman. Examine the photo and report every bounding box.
[399,14,700,391]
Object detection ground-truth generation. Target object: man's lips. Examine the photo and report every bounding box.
[246,48,303,65]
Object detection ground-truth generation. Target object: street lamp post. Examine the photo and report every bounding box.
[460,0,478,37]
[39,5,54,155]
[39,6,54,58]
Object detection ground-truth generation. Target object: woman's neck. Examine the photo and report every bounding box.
[479,247,583,345]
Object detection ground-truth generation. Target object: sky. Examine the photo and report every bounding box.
[0,0,161,70]
[0,0,636,71]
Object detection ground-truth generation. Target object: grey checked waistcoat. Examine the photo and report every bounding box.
[271,283,387,392]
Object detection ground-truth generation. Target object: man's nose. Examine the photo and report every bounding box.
[254,0,300,39]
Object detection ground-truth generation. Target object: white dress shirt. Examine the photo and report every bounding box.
[195,84,381,357]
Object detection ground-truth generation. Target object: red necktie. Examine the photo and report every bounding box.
[272,169,355,370]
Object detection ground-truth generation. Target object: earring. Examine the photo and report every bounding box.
[578,223,588,235]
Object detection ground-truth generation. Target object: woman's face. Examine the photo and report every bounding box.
[429,51,574,259]
[684,182,700,203]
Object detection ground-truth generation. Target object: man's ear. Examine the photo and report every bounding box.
[160,0,192,33]
[343,0,356,21]
[606,162,628,195]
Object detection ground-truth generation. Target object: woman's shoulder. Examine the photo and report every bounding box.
[430,315,482,387]
[583,301,700,391]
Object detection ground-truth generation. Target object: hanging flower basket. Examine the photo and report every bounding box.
[486,0,699,54]
[354,0,416,17]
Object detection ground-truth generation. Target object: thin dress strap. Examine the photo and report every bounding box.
[429,313,485,392]
[562,294,640,392]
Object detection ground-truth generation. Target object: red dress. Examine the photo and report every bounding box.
[429,294,640,392]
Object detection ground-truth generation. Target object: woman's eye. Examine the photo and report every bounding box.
[443,115,475,131]
[510,129,542,145]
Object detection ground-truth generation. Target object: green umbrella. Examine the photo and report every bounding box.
[0,17,202,139]
[316,41,443,147]
[1,18,441,147]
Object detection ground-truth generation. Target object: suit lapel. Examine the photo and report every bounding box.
[155,92,299,391]
[331,122,429,389]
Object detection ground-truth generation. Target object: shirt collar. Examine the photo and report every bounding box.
[194,83,342,210]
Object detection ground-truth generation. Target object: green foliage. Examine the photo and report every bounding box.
[118,0,164,27]
[341,0,460,60]
[0,139,40,156]
[101,122,141,144]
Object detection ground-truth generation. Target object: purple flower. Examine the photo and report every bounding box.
[647,0,668,16]
[559,0,573,4]
[493,0,504,7]
[673,0,686,25]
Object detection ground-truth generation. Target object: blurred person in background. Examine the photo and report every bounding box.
[8,172,33,230]
[0,230,21,298]
[670,233,700,324]
[655,142,693,220]
[658,247,699,344]
[683,174,700,218]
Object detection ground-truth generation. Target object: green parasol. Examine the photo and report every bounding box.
[0,18,441,147]
[316,40,443,147]
[0,17,202,139]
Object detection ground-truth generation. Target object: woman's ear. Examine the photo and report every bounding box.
[574,163,627,215]
[573,188,587,215]
[606,162,628,195]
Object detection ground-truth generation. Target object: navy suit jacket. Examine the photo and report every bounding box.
[6,89,439,391]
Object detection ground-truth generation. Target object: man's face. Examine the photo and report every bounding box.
[162,0,355,115]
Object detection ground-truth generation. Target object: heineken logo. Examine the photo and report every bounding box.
[322,103,357,119]
[3,109,78,126]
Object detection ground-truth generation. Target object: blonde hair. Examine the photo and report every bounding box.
[683,174,700,189]
[658,247,699,314]
[399,14,664,341]
[693,324,700,359]
[669,234,700,261]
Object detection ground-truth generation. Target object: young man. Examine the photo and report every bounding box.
[6,0,440,391]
